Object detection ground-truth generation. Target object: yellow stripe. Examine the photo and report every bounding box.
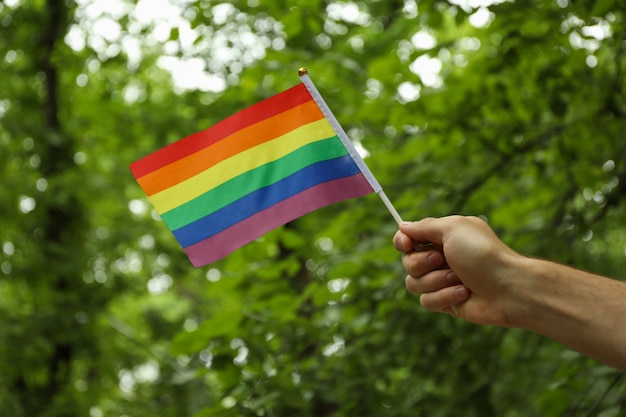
[149,118,336,213]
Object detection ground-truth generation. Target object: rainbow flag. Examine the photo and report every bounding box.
[130,72,384,267]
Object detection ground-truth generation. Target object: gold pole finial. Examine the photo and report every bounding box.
[298,67,308,76]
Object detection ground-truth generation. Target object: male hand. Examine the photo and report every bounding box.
[394,216,521,327]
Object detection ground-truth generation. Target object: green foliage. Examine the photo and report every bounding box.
[1,0,625,416]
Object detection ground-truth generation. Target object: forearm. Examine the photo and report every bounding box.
[509,256,626,372]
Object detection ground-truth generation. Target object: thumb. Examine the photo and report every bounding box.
[399,218,447,246]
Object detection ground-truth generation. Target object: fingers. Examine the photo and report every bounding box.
[396,219,471,317]
[405,269,461,294]
[402,250,444,277]
[420,285,470,313]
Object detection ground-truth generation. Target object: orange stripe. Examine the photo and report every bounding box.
[137,99,324,196]
[130,83,311,179]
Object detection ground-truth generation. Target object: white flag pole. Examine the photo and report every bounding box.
[298,68,403,225]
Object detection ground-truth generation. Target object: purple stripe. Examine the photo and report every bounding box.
[183,174,374,267]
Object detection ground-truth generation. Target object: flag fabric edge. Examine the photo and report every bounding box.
[130,71,397,267]
[299,73,382,194]
[184,173,374,267]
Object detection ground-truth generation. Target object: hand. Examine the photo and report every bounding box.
[394,216,521,327]
[395,216,626,371]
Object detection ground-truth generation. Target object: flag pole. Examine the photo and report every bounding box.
[298,67,404,225]
[377,190,403,225]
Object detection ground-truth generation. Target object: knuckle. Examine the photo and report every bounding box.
[404,251,435,277]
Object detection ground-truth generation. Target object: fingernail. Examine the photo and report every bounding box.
[446,271,458,283]
[400,221,412,227]
[454,286,468,299]
[427,253,440,266]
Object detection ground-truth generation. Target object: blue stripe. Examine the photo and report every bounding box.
[173,154,361,247]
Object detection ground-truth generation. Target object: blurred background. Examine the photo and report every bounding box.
[1,0,625,416]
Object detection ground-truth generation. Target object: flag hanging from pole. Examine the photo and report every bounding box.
[130,68,399,267]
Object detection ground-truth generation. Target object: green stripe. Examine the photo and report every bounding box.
[161,136,348,230]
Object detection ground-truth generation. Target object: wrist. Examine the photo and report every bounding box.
[501,256,593,332]
[495,252,540,329]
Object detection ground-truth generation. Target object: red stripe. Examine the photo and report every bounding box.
[183,174,374,266]
[130,83,312,179]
